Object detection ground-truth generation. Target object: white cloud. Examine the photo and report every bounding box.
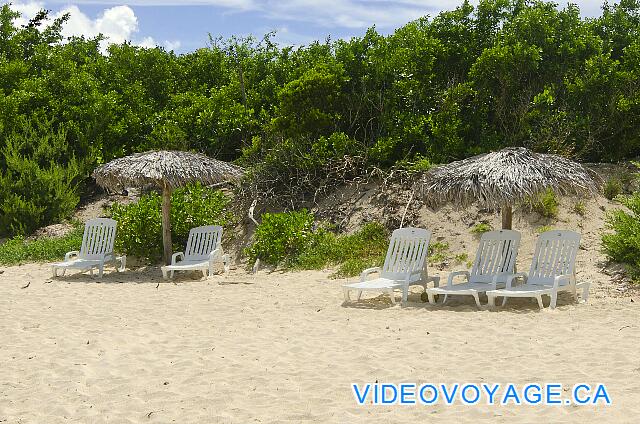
[10,0,45,26]
[9,0,614,55]
[270,26,317,48]
[164,40,182,51]
[46,0,257,8]
[10,1,166,51]
[40,1,611,29]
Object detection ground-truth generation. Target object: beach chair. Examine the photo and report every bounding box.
[426,230,521,307]
[342,227,439,305]
[161,225,229,279]
[486,230,589,309]
[51,218,126,279]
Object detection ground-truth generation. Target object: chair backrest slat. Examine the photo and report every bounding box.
[184,225,223,261]
[80,218,117,259]
[470,230,520,283]
[380,228,431,280]
[528,230,580,285]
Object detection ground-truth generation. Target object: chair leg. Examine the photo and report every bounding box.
[581,285,590,302]
[343,288,350,302]
[118,256,126,272]
[401,286,408,304]
[472,292,481,308]
[549,291,558,309]
[487,294,496,307]
[97,265,104,279]
[427,292,436,305]
[161,268,168,280]
[442,294,448,304]
[501,296,508,307]
[170,270,175,279]
[536,295,544,309]
[387,289,396,304]
[222,254,230,273]
[356,290,363,301]
[52,267,57,278]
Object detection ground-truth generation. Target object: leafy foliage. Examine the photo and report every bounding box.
[246,210,390,277]
[531,189,559,218]
[602,193,640,280]
[471,222,493,235]
[109,184,231,262]
[0,117,84,236]
[3,1,640,236]
[246,209,316,266]
[573,201,587,216]
[603,177,623,200]
[0,225,84,265]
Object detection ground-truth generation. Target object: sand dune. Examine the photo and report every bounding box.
[1,263,638,423]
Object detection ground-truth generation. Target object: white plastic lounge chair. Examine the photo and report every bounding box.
[486,230,589,309]
[426,230,521,307]
[51,218,126,279]
[342,227,439,305]
[161,225,229,279]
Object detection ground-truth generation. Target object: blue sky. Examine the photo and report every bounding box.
[9,1,611,53]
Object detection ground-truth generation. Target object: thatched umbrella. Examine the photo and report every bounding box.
[419,147,600,229]
[93,150,244,264]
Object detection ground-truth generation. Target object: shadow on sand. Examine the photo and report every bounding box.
[344,289,581,313]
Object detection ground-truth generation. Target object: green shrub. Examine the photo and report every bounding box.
[396,155,433,173]
[246,210,390,276]
[471,222,492,235]
[536,225,553,234]
[532,189,559,218]
[240,132,366,208]
[603,177,623,200]
[454,252,469,263]
[0,225,84,265]
[602,193,640,280]
[110,183,232,262]
[313,222,389,278]
[428,241,450,263]
[246,209,316,266]
[0,119,85,237]
[573,201,586,216]
[297,222,389,279]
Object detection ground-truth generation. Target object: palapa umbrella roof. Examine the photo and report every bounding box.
[92,150,244,190]
[419,147,600,209]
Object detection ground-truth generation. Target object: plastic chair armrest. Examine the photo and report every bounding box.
[505,272,527,289]
[64,251,80,261]
[447,270,470,286]
[360,267,381,282]
[171,252,185,265]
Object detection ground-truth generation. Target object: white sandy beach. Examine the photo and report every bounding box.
[1,262,638,424]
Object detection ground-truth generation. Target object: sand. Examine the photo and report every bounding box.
[1,262,638,424]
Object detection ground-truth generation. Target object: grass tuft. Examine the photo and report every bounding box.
[470,222,492,235]
[0,224,84,265]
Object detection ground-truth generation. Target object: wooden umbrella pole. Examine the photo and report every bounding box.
[162,183,173,265]
[501,204,513,230]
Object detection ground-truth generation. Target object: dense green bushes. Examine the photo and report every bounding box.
[109,184,231,262]
[246,210,389,277]
[245,209,316,266]
[3,1,640,236]
[0,117,84,236]
[602,193,640,280]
